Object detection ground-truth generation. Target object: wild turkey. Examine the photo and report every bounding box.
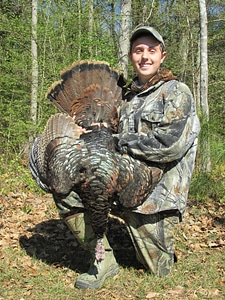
[29,60,163,263]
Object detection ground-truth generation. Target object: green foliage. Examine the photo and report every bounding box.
[190,124,225,203]
[0,0,32,155]
[190,110,225,202]
[0,154,43,195]
[189,169,225,203]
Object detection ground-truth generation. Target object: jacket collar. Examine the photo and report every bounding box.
[129,68,178,94]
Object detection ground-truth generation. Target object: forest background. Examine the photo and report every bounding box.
[0,1,224,299]
[0,0,225,201]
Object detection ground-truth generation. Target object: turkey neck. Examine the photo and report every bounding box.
[75,125,116,240]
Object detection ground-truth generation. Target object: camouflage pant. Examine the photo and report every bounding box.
[112,209,180,277]
[59,190,180,277]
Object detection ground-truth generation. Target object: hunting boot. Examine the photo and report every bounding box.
[64,212,119,289]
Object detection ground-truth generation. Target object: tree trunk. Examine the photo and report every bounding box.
[118,0,131,79]
[29,0,38,146]
[199,0,211,172]
[88,0,93,58]
[78,0,82,59]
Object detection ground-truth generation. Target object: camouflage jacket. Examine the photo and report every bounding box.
[113,68,201,218]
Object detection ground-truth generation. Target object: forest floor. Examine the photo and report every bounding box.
[0,193,224,299]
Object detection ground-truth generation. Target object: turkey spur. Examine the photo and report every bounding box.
[29,60,164,263]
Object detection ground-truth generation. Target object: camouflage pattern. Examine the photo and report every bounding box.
[112,209,180,276]
[65,213,119,289]
[65,212,116,254]
[54,76,200,220]
[53,191,85,217]
[115,78,200,217]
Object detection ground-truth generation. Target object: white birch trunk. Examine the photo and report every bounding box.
[118,0,131,79]
[30,0,38,145]
[199,0,211,172]
[88,0,93,58]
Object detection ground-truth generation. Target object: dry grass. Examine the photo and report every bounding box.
[0,192,224,300]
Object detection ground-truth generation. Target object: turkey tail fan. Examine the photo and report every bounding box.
[69,60,122,98]
[70,84,119,132]
[29,136,51,193]
[35,113,80,176]
[46,60,126,115]
[46,81,72,113]
[42,113,80,145]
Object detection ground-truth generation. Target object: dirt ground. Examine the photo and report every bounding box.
[0,192,224,296]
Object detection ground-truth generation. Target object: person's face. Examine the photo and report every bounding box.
[129,35,166,84]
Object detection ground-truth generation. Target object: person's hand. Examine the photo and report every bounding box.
[90,122,108,128]
[78,122,108,135]
[113,134,127,154]
[76,125,92,135]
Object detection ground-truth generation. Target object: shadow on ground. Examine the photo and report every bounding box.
[19,216,141,273]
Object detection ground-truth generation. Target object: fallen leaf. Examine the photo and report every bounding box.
[167,286,185,295]
[146,292,160,299]
[208,288,221,297]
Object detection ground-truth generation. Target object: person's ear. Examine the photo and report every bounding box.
[161,51,167,63]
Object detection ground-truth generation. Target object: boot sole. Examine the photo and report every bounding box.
[75,264,119,290]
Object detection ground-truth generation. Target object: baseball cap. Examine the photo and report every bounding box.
[130,26,165,48]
